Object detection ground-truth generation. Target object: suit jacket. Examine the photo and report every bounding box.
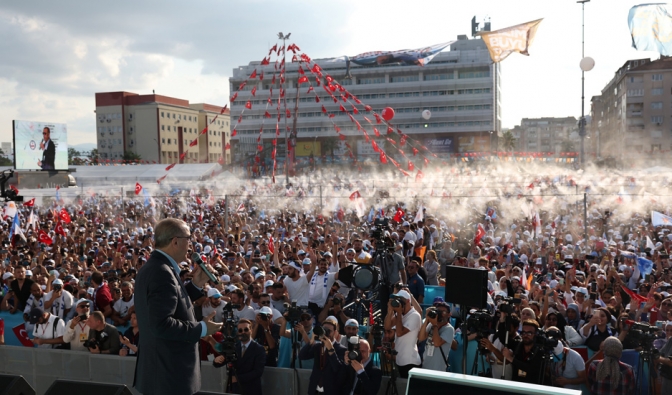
[214,340,267,395]
[134,250,204,395]
[342,360,382,395]
[300,341,347,395]
[41,139,55,169]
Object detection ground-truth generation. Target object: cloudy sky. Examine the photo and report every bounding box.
[0,0,657,147]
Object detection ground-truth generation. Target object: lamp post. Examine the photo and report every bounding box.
[577,0,593,168]
[278,32,291,185]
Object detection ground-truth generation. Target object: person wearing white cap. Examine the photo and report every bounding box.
[384,289,421,378]
[258,292,283,324]
[44,278,74,320]
[251,305,280,366]
[63,298,93,351]
[202,288,226,322]
[282,260,316,308]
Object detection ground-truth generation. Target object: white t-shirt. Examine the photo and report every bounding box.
[403,231,417,244]
[33,313,66,349]
[393,308,422,366]
[202,301,227,322]
[44,290,74,319]
[551,348,586,391]
[307,271,337,307]
[113,295,135,319]
[283,274,311,306]
[233,305,257,323]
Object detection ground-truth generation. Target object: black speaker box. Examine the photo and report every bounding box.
[45,380,132,395]
[443,265,488,309]
[0,374,35,395]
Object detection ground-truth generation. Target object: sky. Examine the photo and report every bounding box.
[0,0,661,147]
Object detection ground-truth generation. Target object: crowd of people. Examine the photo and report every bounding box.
[1,167,672,395]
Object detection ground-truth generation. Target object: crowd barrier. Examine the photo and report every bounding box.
[0,346,408,395]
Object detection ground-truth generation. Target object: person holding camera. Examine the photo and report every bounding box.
[342,338,382,395]
[480,312,521,380]
[340,319,361,347]
[501,319,545,385]
[384,290,421,378]
[85,311,121,355]
[300,316,347,395]
[44,278,73,320]
[213,319,267,395]
[319,293,350,334]
[278,311,314,368]
[545,326,586,391]
[419,301,454,372]
[63,298,93,351]
[251,306,280,366]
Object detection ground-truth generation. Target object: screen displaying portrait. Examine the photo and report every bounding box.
[13,120,68,170]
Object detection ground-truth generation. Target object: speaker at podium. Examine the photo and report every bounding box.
[406,368,581,395]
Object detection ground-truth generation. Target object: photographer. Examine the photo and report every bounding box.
[480,312,521,380]
[63,298,93,351]
[300,316,347,395]
[85,311,121,355]
[383,290,421,378]
[342,338,382,395]
[213,319,266,395]
[251,306,280,366]
[546,326,586,391]
[319,293,350,334]
[418,301,454,372]
[278,311,314,368]
[377,242,406,319]
[501,320,545,385]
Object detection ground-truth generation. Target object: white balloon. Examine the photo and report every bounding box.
[579,57,595,72]
[422,109,431,120]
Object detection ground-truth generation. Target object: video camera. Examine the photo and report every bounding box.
[0,170,23,203]
[466,310,491,339]
[284,300,303,323]
[497,296,520,314]
[625,321,660,354]
[534,328,562,351]
[371,218,394,251]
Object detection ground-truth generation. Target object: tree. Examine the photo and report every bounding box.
[89,148,99,165]
[67,147,81,165]
[560,140,575,153]
[123,151,142,162]
[0,148,12,166]
[499,130,517,152]
[321,137,338,160]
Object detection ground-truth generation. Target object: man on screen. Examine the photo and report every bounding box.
[38,126,55,170]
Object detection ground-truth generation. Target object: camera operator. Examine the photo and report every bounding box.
[319,293,350,334]
[480,312,521,380]
[213,319,266,395]
[278,311,314,368]
[85,311,121,355]
[342,338,382,395]
[377,240,406,319]
[63,298,93,351]
[299,316,347,395]
[545,326,586,391]
[384,290,421,378]
[418,301,454,372]
[340,319,361,347]
[656,332,672,394]
[251,306,280,366]
[501,320,545,385]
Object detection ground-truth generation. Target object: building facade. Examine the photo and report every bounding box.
[94,92,230,164]
[509,117,580,153]
[228,35,500,165]
[591,57,672,159]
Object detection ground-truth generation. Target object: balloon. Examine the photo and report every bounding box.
[422,109,431,120]
[579,57,595,72]
[382,107,395,121]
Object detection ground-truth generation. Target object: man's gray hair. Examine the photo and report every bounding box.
[154,218,188,248]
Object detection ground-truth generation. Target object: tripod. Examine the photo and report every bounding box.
[536,348,554,387]
[289,324,303,369]
[371,245,396,319]
[375,348,400,395]
[636,350,656,395]
[225,362,244,395]
[470,335,490,377]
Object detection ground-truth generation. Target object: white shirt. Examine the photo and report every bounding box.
[283,274,310,306]
[308,271,337,307]
[393,308,422,366]
[233,305,257,323]
[403,231,417,244]
[33,313,65,348]
[44,290,74,318]
[202,300,227,322]
[113,295,135,318]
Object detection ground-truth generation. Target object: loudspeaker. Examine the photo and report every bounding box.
[194,392,222,395]
[443,266,488,309]
[0,374,35,395]
[45,380,132,395]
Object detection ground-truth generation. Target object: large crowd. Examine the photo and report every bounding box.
[1,166,672,395]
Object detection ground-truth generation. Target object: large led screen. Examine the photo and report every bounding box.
[13,120,68,170]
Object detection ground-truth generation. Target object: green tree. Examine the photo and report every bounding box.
[321,137,338,159]
[560,140,575,152]
[67,147,81,165]
[0,148,12,166]
[123,151,142,162]
[88,148,99,165]
[499,130,517,152]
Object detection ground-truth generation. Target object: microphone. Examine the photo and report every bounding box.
[191,252,219,284]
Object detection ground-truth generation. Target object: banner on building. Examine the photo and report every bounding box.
[479,19,543,63]
[424,137,455,153]
[629,4,672,56]
[295,141,321,157]
[458,136,490,152]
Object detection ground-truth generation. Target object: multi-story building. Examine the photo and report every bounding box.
[1,142,12,158]
[94,92,230,164]
[510,117,580,153]
[228,35,500,165]
[591,57,672,158]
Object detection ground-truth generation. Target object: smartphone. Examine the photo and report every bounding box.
[645,274,651,283]
[591,282,597,293]
[661,254,670,260]
[590,293,597,301]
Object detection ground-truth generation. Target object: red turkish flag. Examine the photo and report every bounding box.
[250,69,257,79]
[349,191,361,201]
[165,163,176,171]
[157,175,167,184]
[195,196,203,205]
[23,198,35,207]
[135,182,143,195]
[245,101,252,110]
[10,185,19,194]
[54,222,66,236]
[474,223,486,245]
[59,209,71,224]
[38,229,53,245]
[408,161,414,172]
[379,151,387,164]
[12,323,35,347]
[218,156,224,165]
[298,76,309,84]
[225,143,231,150]
[393,208,405,223]
[268,236,275,254]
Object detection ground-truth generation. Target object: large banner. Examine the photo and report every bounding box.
[479,19,543,63]
[13,120,68,170]
[295,141,321,157]
[329,42,454,77]
[629,4,672,56]
[458,136,490,152]
[424,137,454,154]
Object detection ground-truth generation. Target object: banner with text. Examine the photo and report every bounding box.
[479,19,543,63]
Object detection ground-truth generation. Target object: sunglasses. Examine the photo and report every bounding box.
[238,328,250,333]
[78,304,90,308]
[520,331,535,336]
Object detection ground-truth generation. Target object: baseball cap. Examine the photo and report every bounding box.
[259,306,273,315]
[288,261,302,270]
[52,279,64,286]
[28,307,44,324]
[346,248,356,254]
[402,221,410,227]
[25,270,33,276]
[75,298,90,307]
[302,258,312,266]
[297,250,306,256]
[220,274,231,283]
[392,290,411,300]
[207,288,222,298]
[345,319,359,328]
[264,280,274,288]
[2,272,14,280]
[323,315,338,326]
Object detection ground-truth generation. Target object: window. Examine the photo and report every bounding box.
[459,69,490,79]
[173,113,176,119]
[161,125,165,131]
[652,74,663,81]
[161,138,166,144]
[161,112,164,117]
[358,77,385,85]
[651,88,663,95]
[424,74,453,81]
[651,102,663,109]
[390,75,419,83]
[651,116,663,124]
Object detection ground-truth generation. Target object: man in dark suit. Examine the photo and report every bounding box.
[38,126,55,170]
[134,218,222,395]
[213,318,267,395]
[342,339,382,395]
[300,316,347,395]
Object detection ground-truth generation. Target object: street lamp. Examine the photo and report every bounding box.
[577,0,594,167]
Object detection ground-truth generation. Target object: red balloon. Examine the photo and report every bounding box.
[382,107,395,121]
